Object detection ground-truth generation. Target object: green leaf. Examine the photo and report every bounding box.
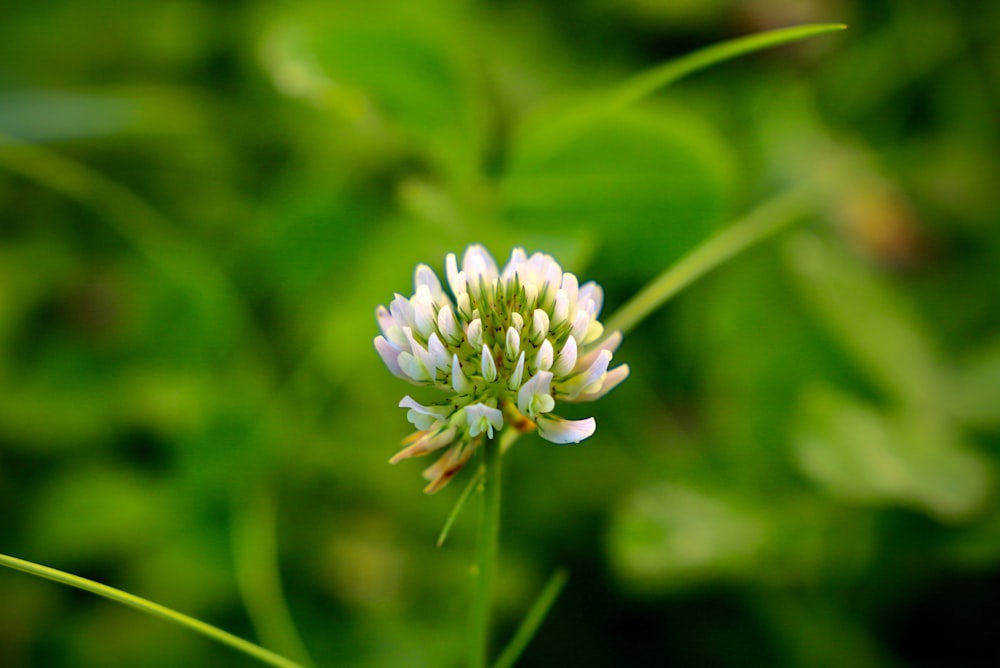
[948,337,1000,429]
[792,384,991,521]
[784,233,946,409]
[607,482,768,591]
[502,106,735,278]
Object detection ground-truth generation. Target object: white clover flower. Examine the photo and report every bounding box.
[375,245,629,493]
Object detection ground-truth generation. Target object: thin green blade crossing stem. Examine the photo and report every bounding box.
[493,569,570,668]
[604,184,817,336]
[0,553,304,668]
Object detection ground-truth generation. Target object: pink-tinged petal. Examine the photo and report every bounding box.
[578,281,604,317]
[555,350,611,399]
[375,336,413,382]
[551,336,578,377]
[389,293,415,328]
[576,331,622,369]
[376,305,405,345]
[564,364,630,403]
[535,415,596,444]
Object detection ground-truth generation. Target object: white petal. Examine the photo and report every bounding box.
[551,336,578,377]
[510,312,524,332]
[399,395,452,430]
[534,339,554,372]
[398,352,431,382]
[427,332,450,371]
[529,309,549,345]
[505,327,521,361]
[467,318,483,350]
[552,289,570,325]
[569,310,590,345]
[462,244,499,289]
[508,350,526,390]
[517,370,554,417]
[481,343,498,382]
[446,253,466,297]
[437,304,462,345]
[555,349,611,399]
[452,354,475,394]
[466,402,504,439]
[561,272,579,310]
[412,285,437,338]
[535,415,596,444]
[502,247,528,282]
[403,327,436,377]
[414,264,443,300]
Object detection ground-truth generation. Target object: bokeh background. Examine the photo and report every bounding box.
[2,0,1000,666]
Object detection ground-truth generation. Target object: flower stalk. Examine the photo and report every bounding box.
[469,430,502,668]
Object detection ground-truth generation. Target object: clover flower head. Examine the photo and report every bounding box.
[375,245,629,493]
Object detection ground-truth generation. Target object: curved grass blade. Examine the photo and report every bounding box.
[493,568,570,668]
[0,552,304,668]
[232,490,316,667]
[608,23,847,113]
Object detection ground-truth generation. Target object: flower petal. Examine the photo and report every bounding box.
[517,370,554,417]
[555,349,611,399]
[467,402,504,438]
[481,343,498,382]
[452,354,475,394]
[567,364,630,403]
[374,336,411,382]
[535,415,596,444]
[551,335,578,377]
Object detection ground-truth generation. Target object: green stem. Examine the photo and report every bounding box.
[0,552,303,668]
[469,432,502,668]
[603,184,816,336]
[232,489,316,667]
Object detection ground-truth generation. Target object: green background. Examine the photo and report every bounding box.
[1,0,999,666]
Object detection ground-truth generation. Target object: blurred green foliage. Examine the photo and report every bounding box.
[2,0,999,666]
